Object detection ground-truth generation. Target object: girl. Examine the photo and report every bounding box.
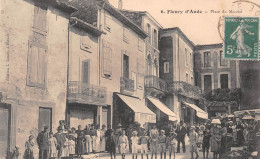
[131,131,139,159]
[48,132,57,158]
[118,130,128,159]
[23,135,34,159]
[167,132,177,159]
[189,126,199,159]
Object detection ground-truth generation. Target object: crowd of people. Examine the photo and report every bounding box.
[20,117,259,159]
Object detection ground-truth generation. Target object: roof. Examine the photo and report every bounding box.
[100,1,148,38]
[120,9,163,29]
[160,27,195,48]
[70,17,105,36]
[195,43,223,50]
[47,0,78,13]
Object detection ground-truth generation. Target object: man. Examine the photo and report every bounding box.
[90,124,97,153]
[54,126,66,159]
[176,120,187,153]
[37,125,49,159]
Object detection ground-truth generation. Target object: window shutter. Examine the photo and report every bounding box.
[38,48,46,86]
[82,61,89,83]
[33,5,47,32]
[30,45,39,84]
[103,41,112,76]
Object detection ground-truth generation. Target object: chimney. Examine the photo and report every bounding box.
[118,0,122,9]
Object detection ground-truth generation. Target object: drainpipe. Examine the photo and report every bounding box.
[65,18,77,128]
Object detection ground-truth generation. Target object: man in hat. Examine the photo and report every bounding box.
[37,125,49,159]
[54,126,66,159]
[176,120,187,153]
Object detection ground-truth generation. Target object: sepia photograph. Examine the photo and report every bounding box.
[0,0,260,158]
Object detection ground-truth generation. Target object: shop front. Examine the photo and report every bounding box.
[182,102,208,124]
[113,93,156,130]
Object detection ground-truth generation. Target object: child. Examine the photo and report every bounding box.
[202,128,211,159]
[131,131,139,159]
[118,130,128,159]
[189,126,199,159]
[107,129,117,159]
[62,135,70,157]
[149,126,158,159]
[48,132,57,158]
[68,135,75,155]
[166,132,177,159]
[158,130,167,159]
[139,131,149,159]
[23,135,34,159]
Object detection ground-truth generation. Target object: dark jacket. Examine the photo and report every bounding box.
[176,126,187,140]
[37,131,49,149]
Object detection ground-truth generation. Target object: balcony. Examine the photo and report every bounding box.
[168,81,202,99]
[120,77,134,95]
[68,81,107,105]
[144,75,167,97]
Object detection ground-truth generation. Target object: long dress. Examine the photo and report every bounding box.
[100,129,106,152]
[48,137,57,158]
[77,132,85,155]
[95,129,101,152]
[62,138,69,157]
[68,139,75,155]
[210,127,221,153]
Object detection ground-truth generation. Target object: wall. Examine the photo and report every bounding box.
[0,0,70,154]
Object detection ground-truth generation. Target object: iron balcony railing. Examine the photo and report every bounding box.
[168,81,202,99]
[144,75,167,92]
[68,81,107,105]
[120,77,134,93]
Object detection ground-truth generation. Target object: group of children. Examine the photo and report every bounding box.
[107,128,178,159]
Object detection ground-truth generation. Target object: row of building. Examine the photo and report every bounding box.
[0,0,259,157]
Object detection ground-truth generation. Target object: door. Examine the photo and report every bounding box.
[38,107,52,132]
[0,104,10,158]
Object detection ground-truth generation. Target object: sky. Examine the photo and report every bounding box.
[108,0,260,45]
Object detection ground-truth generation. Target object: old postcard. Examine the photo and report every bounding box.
[0,0,260,158]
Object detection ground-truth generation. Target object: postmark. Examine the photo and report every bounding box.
[224,17,259,60]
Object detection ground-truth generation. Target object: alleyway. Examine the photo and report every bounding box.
[82,136,214,159]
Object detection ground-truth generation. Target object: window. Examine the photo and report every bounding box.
[138,38,143,52]
[27,43,46,88]
[82,60,90,83]
[123,26,129,43]
[220,51,227,66]
[190,53,192,68]
[33,4,47,33]
[80,32,92,52]
[154,59,159,77]
[191,77,194,85]
[123,54,129,78]
[186,73,189,83]
[164,62,169,73]
[153,29,157,47]
[204,52,211,67]
[104,12,112,32]
[204,75,212,93]
[185,48,188,66]
[220,74,228,89]
[147,24,151,44]
[102,40,112,77]
[147,54,153,75]
[137,58,144,89]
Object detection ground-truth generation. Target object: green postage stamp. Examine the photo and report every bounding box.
[224,17,259,60]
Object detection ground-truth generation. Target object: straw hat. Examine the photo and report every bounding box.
[211,119,221,124]
[242,115,254,120]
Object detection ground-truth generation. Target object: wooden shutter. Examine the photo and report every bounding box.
[30,45,39,84]
[82,61,89,83]
[38,48,46,86]
[103,41,112,76]
[33,5,47,32]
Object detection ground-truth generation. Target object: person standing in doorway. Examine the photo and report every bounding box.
[176,121,187,153]
[37,125,49,159]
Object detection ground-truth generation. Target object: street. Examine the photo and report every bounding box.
[83,137,214,159]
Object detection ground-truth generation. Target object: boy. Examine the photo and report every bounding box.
[107,129,117,159]
[150,126,158,159]
[189,126,199,159]
[139,131,149,159]
[158,130,167,159]
[166,132,177,159]
[202,128,211,159]
[131,131,139,159]
[118,130,128,159]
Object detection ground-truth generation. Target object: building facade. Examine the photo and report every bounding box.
[159,28,206,126]
[0,0,76,157]
[194,43,241,118]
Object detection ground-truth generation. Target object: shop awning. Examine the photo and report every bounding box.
[117,94,156,123]
[147,97,178,121]
[183,102,208,119]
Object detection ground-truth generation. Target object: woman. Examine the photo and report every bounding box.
[210,120,221,159]
[100,124,106,152]
[23,135,34,159]
[220,122,228,157]
[96,125,101,153]
[76,126,85,158]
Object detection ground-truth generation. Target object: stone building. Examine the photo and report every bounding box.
[0,0,76,157]
[69,0,156,129]
[159,27,207,125]
[194,43,241,118]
